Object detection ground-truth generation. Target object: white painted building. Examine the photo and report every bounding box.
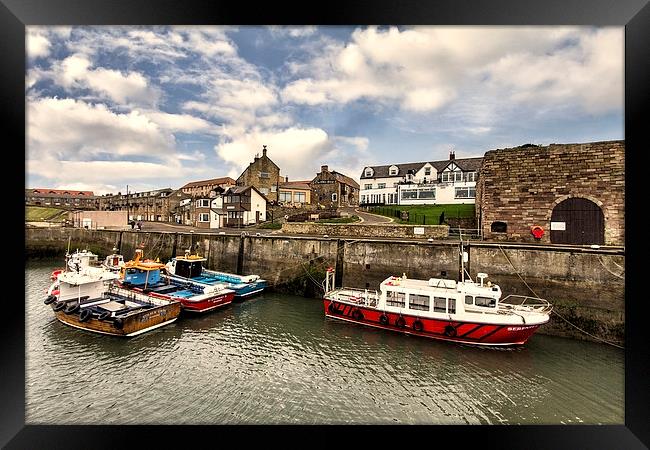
[360,151,483,206]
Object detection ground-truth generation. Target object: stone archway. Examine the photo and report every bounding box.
[550,197,604,245]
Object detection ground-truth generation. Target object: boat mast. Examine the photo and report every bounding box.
[459,228,465,283]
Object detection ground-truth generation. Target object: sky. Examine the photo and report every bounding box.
[26,25,623,195]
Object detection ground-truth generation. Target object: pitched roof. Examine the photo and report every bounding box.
[279,180,311,190]
[360,156,483,179]
[331,171,360,189]
[180,177,236,189]
[27,188,95,196]
[225,185,269,201]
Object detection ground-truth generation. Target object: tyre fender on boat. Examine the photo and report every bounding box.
[396,316,406,328]
[98,311,111,321]
[44,295,57,305]
[64,303,80,315]
[113,317,124,329]
[352,309,364,321]
[444,325,457,337]
[413,319,423,332]
[52,301,66,312]
[79,309,92,322]
[379,314,389,325]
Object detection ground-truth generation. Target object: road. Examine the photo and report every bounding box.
[340,206,393,224]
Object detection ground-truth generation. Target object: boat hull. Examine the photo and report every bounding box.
[323,299,545,346]
[51,302,181,337]
[178,291,235,313]
[231,282,266,301]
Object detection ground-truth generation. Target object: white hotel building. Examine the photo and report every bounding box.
[359,152,483,206]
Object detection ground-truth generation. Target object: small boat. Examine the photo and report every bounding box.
[48,249,102,296]
[102,247,125,274]
[165,250,267,301]
[322,242,553,346]
[118,248,236,313]
[44,256,181,337]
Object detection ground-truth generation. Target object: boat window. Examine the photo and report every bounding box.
[386,291,405,308]
[465,295,473,305]
[434,297,447,313]
[475,296,496,308]
[126,268,137,274]
[448,298,456,314]
[408,294,430,311]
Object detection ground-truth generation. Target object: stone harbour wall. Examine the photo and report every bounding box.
[282,222,449,239]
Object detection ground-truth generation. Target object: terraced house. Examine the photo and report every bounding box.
[359,151,483,206]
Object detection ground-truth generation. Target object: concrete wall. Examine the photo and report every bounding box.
[282,222,449,239]
[26,228,625,344]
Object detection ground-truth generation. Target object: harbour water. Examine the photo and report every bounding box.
[26,259,623,425]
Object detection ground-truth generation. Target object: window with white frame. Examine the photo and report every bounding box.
[378,183,386,189]
[331,193,338,202]
[389,165,398,176]
[364,167,373,177]
[418,188,435,199]
[466,172,476,182]
[279,191,292,202]
[386,291,405,308]
[401,189,417,199]
[408,294,430,311]
[455,187,476,199]
[364,184,373,190]
[196,199,210,208]
[441,172,451,182]
[198,213,210,222]
[433,297,447,313]
[294,192,305,203]
[424,167,431,176]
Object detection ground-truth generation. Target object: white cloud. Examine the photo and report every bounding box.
[282,26,623,115]
[268,26,318,38]
[27,28,51,59]
[51,53,159,106]
[27,97,175,158]
[141,111,217,134]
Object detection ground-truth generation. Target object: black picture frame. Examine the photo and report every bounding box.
[6,0,648,448]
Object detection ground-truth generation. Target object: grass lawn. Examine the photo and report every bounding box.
[367,204,474,225]
[25,206,68,222]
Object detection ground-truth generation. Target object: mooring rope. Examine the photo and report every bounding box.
[597,254,624,279]
[498,245,624,350]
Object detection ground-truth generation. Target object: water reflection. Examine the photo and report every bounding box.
[26,259,623,425]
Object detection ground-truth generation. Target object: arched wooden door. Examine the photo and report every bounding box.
[550,198,604,245]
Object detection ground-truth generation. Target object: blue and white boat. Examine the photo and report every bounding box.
[165,251,267,301]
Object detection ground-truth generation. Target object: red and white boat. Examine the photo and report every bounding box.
[323,252,552,346]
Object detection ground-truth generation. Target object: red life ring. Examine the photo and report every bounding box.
[531,225,544,239]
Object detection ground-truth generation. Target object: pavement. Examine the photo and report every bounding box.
[340,206,393,224]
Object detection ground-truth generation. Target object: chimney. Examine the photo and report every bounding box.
[285,176,289,182]
[321,165,328,173]
[449,150,455,160]
[262,144,267,157]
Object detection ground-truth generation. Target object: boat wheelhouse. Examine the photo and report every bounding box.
[323,267,552,346]
[44,260,181,337]
[118,248,235,313]
[165,251,267,301]
[102,247,125,273]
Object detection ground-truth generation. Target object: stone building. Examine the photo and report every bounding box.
[180,177,235,197]
[98,188,173,222]
[25,188,98,210]
[278,178,311,206]
[476,140,624,245]
[236,145,282,202]
[310,165,360,209]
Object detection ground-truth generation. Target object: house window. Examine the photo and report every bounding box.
[491,221,507,233]
[294,192,306,203]
[418,188,435,199]
[433,297,447,313]
[271,186,277,192]
[378,183,386,189]
[198,213,210,222]
[401,190,417,199]
[364,184,373,190]
[260,172,270,178]
[424,167,431,176]
[466,172,476,182]
[365,168,374,177]
[386,291,405,308]
[454,187,476,199]
[331,193,338,202]
[454,171,463,182]
[389,166,398,176]
[279,191,292,202]
[196,199,210,208]
[408,294,430,311]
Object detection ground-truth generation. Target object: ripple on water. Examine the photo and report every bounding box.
[26,259,624,425]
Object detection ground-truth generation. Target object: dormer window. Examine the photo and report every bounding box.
[389,165,399,176]
[364,167,374,177]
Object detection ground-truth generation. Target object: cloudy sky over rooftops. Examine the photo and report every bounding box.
[26,25,623,195]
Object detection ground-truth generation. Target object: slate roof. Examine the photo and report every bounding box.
[180,177,236,189]
[279,180,311,190]
[360,157,483,179]
[28,188,95,196]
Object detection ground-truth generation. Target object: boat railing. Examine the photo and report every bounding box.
[498,295,553,315]
[328,288,379,307]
